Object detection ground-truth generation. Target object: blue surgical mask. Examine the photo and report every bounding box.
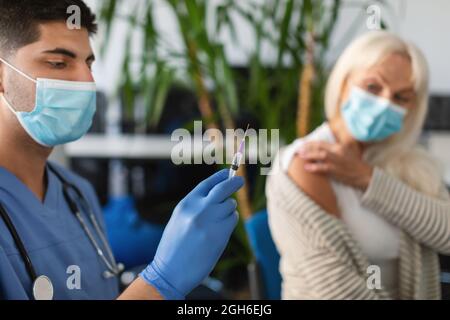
[341,86,407,142]
[0,57,96,147]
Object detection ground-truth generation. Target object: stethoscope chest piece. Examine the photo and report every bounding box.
[32,275,54,300]
[0,164,122,300]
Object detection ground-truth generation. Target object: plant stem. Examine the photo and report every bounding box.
[297,31,316,137]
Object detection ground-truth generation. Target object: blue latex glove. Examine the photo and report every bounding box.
[139,169,244,299]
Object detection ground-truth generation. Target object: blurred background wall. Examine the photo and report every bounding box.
[86,0,450,95]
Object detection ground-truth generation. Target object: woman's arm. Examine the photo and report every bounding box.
[266,158,390,299]
[294,140,450,254]
[288,155,340,217]
[297,246,389,299]
[361,167,450,254]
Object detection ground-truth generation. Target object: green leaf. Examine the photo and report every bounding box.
[277,0,294,67]
[149,66,175,127]
[99,0,117,57]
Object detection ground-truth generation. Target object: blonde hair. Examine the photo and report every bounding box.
[325,31,443,197]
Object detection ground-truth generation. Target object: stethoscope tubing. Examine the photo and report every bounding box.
[0,203,38,282]
[0,164,122,299]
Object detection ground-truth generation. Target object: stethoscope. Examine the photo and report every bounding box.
[0,164,124,300]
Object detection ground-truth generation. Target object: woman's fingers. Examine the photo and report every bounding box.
[298,141,332,154]
[304,161,333,173]
[297,141,372,189]
[298,149,329,161]
[297,142,340,162]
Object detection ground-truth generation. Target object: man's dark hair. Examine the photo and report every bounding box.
[0,0,97,55]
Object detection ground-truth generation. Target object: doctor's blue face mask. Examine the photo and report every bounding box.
[0,57,96,147]
[341,86,407,142]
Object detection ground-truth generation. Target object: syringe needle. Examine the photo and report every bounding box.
[229,124,250,179]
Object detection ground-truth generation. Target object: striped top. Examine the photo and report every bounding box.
[281,123,402,298]
[266,150,450,299]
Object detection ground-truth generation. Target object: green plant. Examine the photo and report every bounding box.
[97,0,389,295]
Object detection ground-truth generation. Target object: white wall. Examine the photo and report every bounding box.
[328,0,450,94]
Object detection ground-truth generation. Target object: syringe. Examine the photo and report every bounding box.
[229,124,250,179]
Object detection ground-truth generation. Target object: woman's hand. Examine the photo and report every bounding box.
[296,141,374,190]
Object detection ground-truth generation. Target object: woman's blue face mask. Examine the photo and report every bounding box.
[341,86,407,142]
[0,57,96,147]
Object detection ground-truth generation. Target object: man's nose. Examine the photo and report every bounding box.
[71,64,95,82]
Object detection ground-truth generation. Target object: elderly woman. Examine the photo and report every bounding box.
[266,31,450,300]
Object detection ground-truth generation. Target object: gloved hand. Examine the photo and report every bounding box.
[139,169,244,299]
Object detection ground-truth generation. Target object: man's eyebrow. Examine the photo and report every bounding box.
[42,48,77,58]
[42,48,95,61]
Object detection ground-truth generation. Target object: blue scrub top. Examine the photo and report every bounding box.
[0,162,119,300]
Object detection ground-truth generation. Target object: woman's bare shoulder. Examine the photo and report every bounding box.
[287,154,340,218]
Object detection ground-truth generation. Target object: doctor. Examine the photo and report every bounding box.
[0,0,244,300]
